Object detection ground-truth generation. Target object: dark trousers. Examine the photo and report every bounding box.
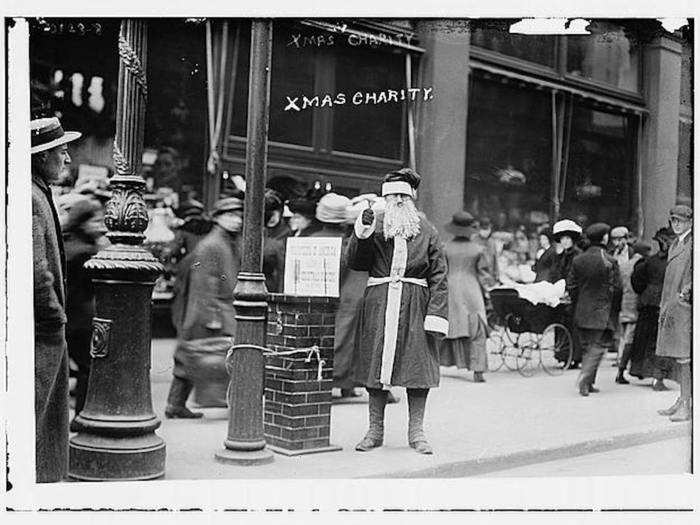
[66,327,92,415]
[577,327,613,387]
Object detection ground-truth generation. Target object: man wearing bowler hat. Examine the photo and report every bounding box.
[31,117,82,482]
[567,222,623,396]
[656,204,693,422]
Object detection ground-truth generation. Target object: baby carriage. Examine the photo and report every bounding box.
[487,288,573,376]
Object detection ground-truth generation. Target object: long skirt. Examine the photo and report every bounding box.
[629,307,677,381]
[440,336,487,372]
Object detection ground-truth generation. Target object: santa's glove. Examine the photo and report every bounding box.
[361,208,374,226]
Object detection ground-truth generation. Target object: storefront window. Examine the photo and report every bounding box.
[566,21,640,93]
[332,45,404,159]
[465,76,553,229]
[560,104,636,227]
[470,26,557,68]
[145,19,207,201]
[268,26,315,146]
[229,23,315,147]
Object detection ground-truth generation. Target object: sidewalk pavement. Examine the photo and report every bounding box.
[146,338,691,479]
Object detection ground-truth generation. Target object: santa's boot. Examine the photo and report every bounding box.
[407,388,433,455]
[165,376,203,419]
[355,388,387,451]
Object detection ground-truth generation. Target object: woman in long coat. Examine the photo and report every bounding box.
[628,227,676,388]
[440,211,496,382]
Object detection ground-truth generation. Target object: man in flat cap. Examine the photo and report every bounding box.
[166,196,244,418]
[31,117,81,482]
[347,168,448,454]
[656,204,693,422]
[567,223,622,396]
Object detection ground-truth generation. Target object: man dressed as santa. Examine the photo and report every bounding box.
[347,168,449,454]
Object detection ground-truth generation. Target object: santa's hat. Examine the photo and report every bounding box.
[381,168,421,198]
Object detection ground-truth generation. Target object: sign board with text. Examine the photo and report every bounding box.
[283,237,342,297]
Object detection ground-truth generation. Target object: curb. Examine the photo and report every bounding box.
[371,422,691,478]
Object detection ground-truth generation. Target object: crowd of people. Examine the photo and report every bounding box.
[31,116,693,481]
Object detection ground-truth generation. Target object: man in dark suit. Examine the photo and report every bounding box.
[567,223,623,397]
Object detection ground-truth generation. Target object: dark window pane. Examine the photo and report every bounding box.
[229,23,315,147]
[470,26,557,68]
[145,20,207,199]
[561,105,636,227]
[269,25,315,146]
[465,76,553,229]
[229,23,251,138]
[566,22,640,92]
[332,46,404,159]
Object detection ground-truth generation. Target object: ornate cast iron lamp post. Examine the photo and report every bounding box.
[215,19,274,465]
[69,19,166,480]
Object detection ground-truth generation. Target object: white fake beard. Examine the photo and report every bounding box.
[383,195,421,240]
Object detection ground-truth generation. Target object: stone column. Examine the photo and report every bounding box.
[641,36,682,241]
[414,21,471,239]
[69,19,166,481]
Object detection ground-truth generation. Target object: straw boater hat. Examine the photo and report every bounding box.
[445,211,477,237]
[31,117,82,154]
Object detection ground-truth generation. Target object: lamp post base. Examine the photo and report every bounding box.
[68,433,166,481]
[214,446,274,466]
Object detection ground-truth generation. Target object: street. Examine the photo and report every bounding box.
[79,337,691,479]
[479,437,691,477]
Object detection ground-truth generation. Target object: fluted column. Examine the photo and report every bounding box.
[68,19,166,481]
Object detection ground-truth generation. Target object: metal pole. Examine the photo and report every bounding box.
[68,19,166,481]
[215,19,274,466]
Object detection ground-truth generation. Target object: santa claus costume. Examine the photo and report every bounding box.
[347,168,448,454]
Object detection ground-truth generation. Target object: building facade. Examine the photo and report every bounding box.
[29,18,693,242]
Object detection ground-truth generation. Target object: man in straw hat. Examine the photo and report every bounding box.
[347,168,448,454]
[166,196,244,418]
[31,116,82,482]
[656,204,693,422]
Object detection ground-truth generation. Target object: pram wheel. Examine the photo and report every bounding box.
[539,323,573,375]
[514,333,538,377]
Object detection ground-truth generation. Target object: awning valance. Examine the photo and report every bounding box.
[470,59,648,115]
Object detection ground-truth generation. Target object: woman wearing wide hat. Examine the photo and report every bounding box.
[551,219,584,368]
[440,211,497,382]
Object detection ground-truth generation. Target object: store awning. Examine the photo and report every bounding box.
[470,59,648,115]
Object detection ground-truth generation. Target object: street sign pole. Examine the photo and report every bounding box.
[215,19,274,466]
